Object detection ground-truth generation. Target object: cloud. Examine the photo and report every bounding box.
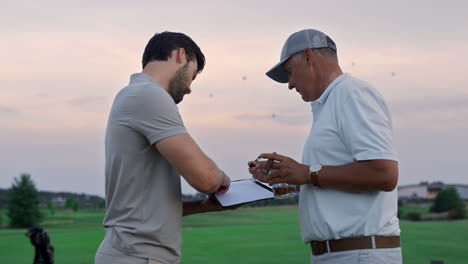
[0,106,19,116]
[235,112,310,126]
[68,96,106,106]
[389,96,468,116]
[67,96,108,113]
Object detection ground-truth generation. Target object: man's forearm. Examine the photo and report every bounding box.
[316,160,398,192]
[183,199,219,216]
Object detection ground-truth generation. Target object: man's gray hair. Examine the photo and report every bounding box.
[312,47,337,58]
[290,47,337,62]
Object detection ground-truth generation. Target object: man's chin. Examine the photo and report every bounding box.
[174,96,184,104]
[301,93,313,102]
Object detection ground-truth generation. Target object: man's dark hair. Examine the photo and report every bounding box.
[142,31,206,73]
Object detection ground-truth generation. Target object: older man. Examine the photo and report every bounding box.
[249,29,402,263]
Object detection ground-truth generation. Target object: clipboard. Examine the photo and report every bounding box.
[213,179,274,207]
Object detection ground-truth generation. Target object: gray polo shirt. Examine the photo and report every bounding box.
[103,72,188,263]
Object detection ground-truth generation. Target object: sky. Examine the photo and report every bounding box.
[1,0,467,197]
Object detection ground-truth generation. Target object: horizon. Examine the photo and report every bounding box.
[2,179,468,198]
[1,1,467,197]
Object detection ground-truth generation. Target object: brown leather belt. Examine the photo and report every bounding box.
[310,236,400,256]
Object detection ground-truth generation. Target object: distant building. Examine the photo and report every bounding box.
[51,196,66,207]
[398,182,468,200]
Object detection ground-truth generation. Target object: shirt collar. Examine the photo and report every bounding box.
[129,72,160,86]
[311,73,348,107]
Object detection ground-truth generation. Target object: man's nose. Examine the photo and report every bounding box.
[186,87,192,94]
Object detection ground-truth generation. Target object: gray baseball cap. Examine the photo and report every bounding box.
[266,29,337,83]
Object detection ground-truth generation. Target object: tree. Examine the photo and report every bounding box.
[7,174,42,228]
[47,201,56,216]
[430,187,466,213]
[66,197,79,212]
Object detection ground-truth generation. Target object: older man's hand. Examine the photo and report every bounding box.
[248,152,310,186]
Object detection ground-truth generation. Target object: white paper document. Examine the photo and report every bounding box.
[214,179,274,207]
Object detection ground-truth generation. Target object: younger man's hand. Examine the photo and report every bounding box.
[214,172,231,194]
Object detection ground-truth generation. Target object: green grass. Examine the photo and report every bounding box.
[399,203,431,218]
[0,207,467,263]
[401,220,468,264]
[0,211,105,264]
[182,206,309,263]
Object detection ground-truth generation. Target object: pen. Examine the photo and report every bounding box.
[249,155,262,169]
[249,153,276,174]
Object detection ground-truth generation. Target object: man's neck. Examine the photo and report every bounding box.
[325,69,343,88]
[318,67,343,95]
[142,63,173,92]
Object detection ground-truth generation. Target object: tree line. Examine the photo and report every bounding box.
[0,174,465,228]
[0,174,106,228]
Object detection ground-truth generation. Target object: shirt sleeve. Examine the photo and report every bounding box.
[131,86,188,145]
[337,86,398,162]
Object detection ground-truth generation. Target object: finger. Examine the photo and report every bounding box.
[253,172,268,183]
[270,161,282,170]
[220,180,231,194]
[254,172,265,182]
[267,169,285,181]
[223,184,230,193]
[264,158,275,171]
[249,160,267,169]
[268,177,285,185]
[250,167,264,175]
[255,160,267,168]
[224,175,231,186]
[254,168,264,175]
[259,152,286,162]
[214,185,229,194]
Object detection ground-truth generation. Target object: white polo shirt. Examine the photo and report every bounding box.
[299,73,400,242]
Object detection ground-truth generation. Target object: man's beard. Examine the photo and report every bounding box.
[168,63,190,104]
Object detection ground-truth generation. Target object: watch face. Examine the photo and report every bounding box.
[309,164,322,172]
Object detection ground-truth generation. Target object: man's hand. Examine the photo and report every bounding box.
[183,195,243,216]
[203,195,243,212]
[248,159,269,182]
[214,173,231,195]
[248,152,310,185]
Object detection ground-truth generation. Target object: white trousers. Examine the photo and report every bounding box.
[311,248,402,264]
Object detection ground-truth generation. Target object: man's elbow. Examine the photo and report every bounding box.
[382,175,397,191]
[380,167,398,191]
[374,160,398,192]
[198,180,220,194]
[192,172,221,194]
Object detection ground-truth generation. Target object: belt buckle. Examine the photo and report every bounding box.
[311,241,327,255]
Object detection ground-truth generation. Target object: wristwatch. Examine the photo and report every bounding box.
[309,164,322,187]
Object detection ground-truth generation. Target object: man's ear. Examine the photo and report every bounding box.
[175,48,186,64]
[304,48,314,65]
